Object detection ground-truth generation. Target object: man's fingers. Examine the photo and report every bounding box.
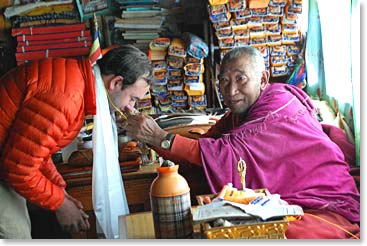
[84,219,91,230]
[78,219,89,232]
[80,210,89,219]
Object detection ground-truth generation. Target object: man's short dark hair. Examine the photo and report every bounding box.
[97,44,153,87]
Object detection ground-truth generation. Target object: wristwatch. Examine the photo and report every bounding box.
[160,133,175,150]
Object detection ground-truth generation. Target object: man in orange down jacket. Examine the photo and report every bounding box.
[0,45,153,239]
[123,46,360,239]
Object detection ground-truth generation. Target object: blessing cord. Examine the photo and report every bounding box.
[105,87,128,120]
[304,212,360,239]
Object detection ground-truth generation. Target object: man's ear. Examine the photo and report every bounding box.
[107,75,124,91]
[260,70,270,90]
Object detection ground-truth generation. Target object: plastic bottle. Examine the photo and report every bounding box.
[150,164,193,239]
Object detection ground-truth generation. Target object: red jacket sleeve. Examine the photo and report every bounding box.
[40,158,67,188]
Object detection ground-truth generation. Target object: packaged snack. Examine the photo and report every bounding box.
[154,69,167,81]
[208,4,231,23]
[263,16,279,24]
[233,27,249,38]
[249,26,265,38]
[287,44,301,56]
[285,9,298,21]
[281,11,298,25]
[192,95,205,103]
[248,0,271,8]
[216,26,234,38]
[168,68,183,78]
[158,103,172,112]
[250,36,267,47]
[265,23,281,36]
[213,20,231,30]
[171,94,188,101]
[231,18,249,30]
[189,95,207,110]
[152,60,167,71]
[172,100,188,108]
[268,0,287,7]
[167,83,184,91]
[137,99,152,110]
[270,45,286,56]
[218,36,235,48]
[268,5,283,16]
[167,76,182,85]
[281,23,298,34]
[184,63,205,76]
[184,74,203,84]
[250,7,268,16]
[282,32,300,44]
[182,32,209,59]
[186,55,203,64]
[151,37,171,50]
[233,8,251,19]
[184,83,205,96]
[173,91,185,96]
[270,64,289,77]
[288,1,302,14]
[270,55,288,66]
[234,36,250,47]
[227,0,247,12]
[267,34,282,46]
[167,55,185,69]
[208,0,229,5]
[148,48,167,61]
[153,76,167,86]
[247,16,263,27]
[168,38,186,58]
[151,85,167,97]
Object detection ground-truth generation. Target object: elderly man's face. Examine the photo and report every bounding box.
[218,57,268,114]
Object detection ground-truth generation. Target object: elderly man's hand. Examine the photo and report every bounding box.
[123,113,168,147]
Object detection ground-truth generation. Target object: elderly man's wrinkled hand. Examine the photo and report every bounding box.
[123,113,167,147]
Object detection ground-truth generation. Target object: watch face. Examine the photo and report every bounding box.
[161,139,171,149]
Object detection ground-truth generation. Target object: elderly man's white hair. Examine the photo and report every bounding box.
[220,46,266,75]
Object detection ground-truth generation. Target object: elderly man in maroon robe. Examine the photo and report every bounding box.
[123,46,360,239]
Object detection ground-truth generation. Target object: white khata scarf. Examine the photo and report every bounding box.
[91,65,129,239]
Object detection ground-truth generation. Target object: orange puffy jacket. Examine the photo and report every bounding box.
[0,57,96,211]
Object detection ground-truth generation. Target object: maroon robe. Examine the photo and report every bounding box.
[198,83,360,224]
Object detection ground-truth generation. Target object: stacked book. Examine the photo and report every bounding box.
[11,23,91,65]
[114,0,164,53]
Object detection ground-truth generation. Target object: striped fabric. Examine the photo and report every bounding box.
[89,30,102,65]
[151,192,193,239]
